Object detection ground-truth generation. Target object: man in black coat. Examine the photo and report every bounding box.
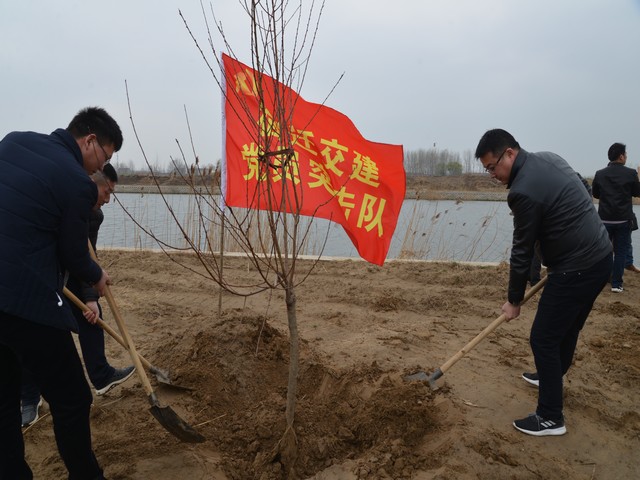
[20,164,135,428]
[0,107,122,480]
[592,142,640,293]
[475,129,612,437]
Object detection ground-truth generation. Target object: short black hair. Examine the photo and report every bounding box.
[66,107,123,151]
[607,143,626,162]
[102,163,118,183]
[474,128,520,159]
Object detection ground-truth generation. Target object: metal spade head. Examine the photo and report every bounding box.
[148,396,205,443]
[149,405,205,443]
[404,368,443,390]
[149,366,194,391]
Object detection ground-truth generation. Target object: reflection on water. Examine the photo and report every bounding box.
[99,193,637,264]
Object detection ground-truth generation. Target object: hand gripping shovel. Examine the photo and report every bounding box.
[406,276,548,389]
[62,287,189,389]
[89,244,205,443]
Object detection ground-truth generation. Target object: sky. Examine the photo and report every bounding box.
[1,0,639,177]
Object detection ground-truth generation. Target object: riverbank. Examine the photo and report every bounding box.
[115,183,509,201]
[114,173,640,203]
[115,173,509,200]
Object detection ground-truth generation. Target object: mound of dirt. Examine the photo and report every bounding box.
[22,252,640,479]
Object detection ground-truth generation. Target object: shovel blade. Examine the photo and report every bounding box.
[149,404,205,443]
[404,371,429,382]
[149,366,194,391]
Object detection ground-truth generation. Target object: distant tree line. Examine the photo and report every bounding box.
[404,148,482,176]
[112,157,219,176]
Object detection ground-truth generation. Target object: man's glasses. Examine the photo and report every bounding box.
[484,148,507,174]
[93,140,111,164]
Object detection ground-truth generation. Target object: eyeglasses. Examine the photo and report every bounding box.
[93,140,111,164]
[484,148,508,174]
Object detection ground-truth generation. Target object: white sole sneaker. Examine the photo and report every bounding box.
[513,421,567,436]
[522,373,540,387]
[95,367,136,396]
[21,398,44,428]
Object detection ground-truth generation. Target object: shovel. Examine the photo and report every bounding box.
[62,287,188,389]
[406,276,548,389]
[89,244,205,443]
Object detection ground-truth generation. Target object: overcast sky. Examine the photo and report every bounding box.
[1,0,639,177]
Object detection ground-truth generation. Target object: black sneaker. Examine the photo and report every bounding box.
[513,413,566,436]
[522,372,539,387]
[95,366,135,396]
[21,397,43,427]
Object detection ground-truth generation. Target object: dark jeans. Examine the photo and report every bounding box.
[0,312,104,480]
[531,253,612,420]
[20,301,115,405]
[604,222,631,288]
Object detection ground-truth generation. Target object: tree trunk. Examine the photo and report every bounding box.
[276,283,299,477]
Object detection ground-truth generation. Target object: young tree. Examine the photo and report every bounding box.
[126,1,329,475]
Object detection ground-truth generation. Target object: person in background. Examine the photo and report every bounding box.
[592,143,640,292]
[77,164,135,395]
[0,107,122,480]
[475,128,611,437]
[20,164,135,428]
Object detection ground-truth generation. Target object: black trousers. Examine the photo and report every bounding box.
[531,253,612,420]
[0,312,103,480]
[21,300,115,406]
[75,302,115,390]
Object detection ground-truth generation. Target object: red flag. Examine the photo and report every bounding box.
[222,53,405,265]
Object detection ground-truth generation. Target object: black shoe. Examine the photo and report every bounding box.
[513,413,566,436]
[522,372,539,387]
[95,366,135,396]
[21,397,43,427]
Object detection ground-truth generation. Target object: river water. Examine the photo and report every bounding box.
[99,193,640,264]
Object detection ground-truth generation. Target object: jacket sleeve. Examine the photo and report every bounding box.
[592,174,600,199]
[80,208,103,301]
[632,171,640,197]
[57,183,102,285]
[507,192,542,305]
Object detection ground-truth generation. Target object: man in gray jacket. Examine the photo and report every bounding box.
[475,129,612,437]
[592,142,640,293]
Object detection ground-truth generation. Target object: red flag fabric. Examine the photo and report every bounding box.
[222,53,405,265]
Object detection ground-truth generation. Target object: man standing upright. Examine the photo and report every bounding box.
[0,107,122,479]
[475,129,612,436]
[592,143,640,293]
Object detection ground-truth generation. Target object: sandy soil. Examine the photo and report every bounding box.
[23,251,640,479]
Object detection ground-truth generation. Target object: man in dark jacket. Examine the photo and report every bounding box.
[20,164,135,428]
[592,143,640,293]
[75,165,135,396]
[0,107,122,479]
[475,129,612,437]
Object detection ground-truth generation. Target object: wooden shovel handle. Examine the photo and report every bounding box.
[62,286,153,371]
[88,243,155,397]
[439,276,548,374]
